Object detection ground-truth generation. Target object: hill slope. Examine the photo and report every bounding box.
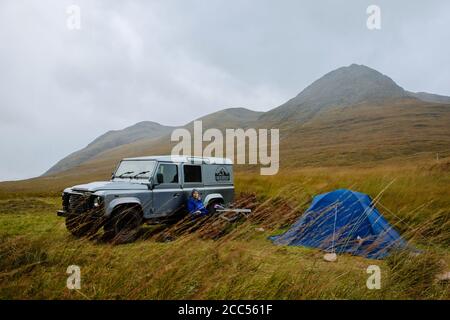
[407,91,450,104]
[279,98,450,166]
[186,107,263,129]
[45,108,263,176]
[43,121,175,176]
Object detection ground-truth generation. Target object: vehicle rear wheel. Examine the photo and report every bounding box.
[65,213,100,238]
[207,200,223,215]
[104,206,143,244]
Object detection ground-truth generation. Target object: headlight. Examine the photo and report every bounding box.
[93,196,103,208]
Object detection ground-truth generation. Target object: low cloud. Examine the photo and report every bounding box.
[0,0,449,180]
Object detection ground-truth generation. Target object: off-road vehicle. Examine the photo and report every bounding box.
[57,156,234,243]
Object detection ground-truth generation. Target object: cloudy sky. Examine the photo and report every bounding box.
[0,0,449,181]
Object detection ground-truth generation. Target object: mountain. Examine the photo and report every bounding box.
[407,91,450,104]
[260,64,408,123]
[44,64,450,177]
[186,107,263,129]
[43,108,263,177]
[6,63,449,193]
[44,121,175,176]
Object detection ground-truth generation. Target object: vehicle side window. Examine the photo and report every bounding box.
[183,165,202,183]
[156,164,178,184]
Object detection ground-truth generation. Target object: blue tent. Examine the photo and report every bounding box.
[271,189,407,259]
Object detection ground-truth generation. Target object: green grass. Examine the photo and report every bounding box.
[0,165,449,300]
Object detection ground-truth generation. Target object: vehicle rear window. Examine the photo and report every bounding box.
[183,165,202,183]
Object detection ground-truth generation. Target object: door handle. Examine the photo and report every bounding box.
[173,193,180,197]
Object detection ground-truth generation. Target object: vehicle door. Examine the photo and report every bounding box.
[182,163,204,200]
[152,162,183,216]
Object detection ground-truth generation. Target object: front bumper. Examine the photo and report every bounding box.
[58,191,105,218]
[56,208,105,218]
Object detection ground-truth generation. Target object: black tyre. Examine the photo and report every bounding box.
[65,213,101,238]
[207,201,223,215]
[104,206,143,244]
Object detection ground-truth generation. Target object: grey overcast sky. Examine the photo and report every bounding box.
[0,0,449,181]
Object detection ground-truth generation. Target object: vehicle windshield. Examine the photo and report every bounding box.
[114,160,157,180]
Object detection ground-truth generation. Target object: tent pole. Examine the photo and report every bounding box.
[331,205,337,253]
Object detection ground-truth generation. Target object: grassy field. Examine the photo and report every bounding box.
[0,163,449,300]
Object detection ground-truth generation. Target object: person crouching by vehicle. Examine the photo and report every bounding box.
[187,189,208,217]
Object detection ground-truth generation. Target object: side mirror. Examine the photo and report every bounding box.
[156,173,164,184]
[111,172,115,180]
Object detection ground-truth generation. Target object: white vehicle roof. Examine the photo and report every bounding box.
[122,155,233,165]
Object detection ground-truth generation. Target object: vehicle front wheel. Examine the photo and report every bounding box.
[104,206,143,244]
[65,213,100,238]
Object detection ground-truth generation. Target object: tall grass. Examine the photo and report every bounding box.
[0,165,449,299]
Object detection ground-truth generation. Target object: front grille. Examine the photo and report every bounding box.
[62,193,69,211]
[68,193,92,213]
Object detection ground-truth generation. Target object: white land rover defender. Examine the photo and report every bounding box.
[57,156,234,242]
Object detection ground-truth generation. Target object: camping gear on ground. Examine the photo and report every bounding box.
[216,208,252,215]
[217,209,252,222]
[215,204,252,222]
[270,189,407,259]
